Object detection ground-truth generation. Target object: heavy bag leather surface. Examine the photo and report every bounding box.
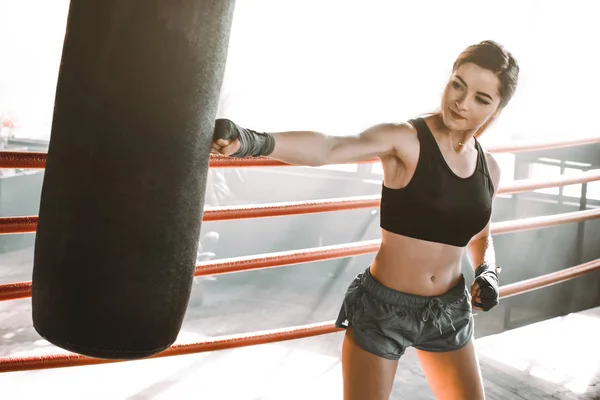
[32,0,235,359]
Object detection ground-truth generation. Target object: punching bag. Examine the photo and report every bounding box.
[32,0,236,359]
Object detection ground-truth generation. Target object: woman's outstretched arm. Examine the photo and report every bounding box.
[212,119,413,166]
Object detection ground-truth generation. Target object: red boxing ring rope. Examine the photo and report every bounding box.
[1,257,598,373]
[1,135,600,373]
[2,170,600,235]
[2,207,600,302]
[1,134,600,170]
[1,205,600,302]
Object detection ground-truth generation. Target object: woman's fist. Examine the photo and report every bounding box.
[211,119,242,156]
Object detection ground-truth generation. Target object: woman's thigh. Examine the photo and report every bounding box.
[342,328,400,400]
[416,339,485,400]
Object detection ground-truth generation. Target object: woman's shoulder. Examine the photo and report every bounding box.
[482,150,501,190]
[369,120,420,163]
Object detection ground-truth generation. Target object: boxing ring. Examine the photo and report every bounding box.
[0,133,600,381]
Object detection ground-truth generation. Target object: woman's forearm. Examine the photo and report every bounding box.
[466,235,496,269]
[269,131,336,166]
[213,119,402,166]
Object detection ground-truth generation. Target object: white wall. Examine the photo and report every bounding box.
[1,0,598,147]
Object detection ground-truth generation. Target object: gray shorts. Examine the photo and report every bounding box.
[335,266,473,360]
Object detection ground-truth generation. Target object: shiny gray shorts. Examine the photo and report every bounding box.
[335,267,473,360]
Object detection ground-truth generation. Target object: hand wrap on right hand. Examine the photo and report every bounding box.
[213,119,275,158]
[472,263,500,311]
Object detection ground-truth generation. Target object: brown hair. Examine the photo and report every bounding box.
[454,40,519,109]
[453,40,520,137]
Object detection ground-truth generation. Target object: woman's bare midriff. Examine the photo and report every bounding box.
[369,229,465,297]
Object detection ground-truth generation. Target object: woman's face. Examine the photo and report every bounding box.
[441,62,502,132]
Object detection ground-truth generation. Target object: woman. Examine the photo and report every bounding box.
[211,40,519,400]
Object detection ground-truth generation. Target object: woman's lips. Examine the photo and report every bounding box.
[449,108,466,120]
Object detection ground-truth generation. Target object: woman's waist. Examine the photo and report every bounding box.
[371,235,465,296]
[356,266,467,308]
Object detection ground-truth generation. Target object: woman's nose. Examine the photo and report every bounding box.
[455,97,469,111]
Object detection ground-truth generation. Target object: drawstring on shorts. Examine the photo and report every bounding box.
[422,298,456,335]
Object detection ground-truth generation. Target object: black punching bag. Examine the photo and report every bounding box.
[32,0,236,359]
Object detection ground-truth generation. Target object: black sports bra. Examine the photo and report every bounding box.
[380,117,495,247]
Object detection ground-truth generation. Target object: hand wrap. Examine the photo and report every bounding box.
[472,263,500,311]
[213,119,274,158]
